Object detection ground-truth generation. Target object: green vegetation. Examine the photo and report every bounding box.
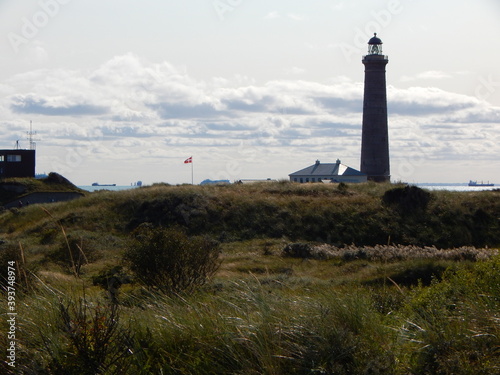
[0,181,499,373]
[124,225,221,294]
[0,173,85,206]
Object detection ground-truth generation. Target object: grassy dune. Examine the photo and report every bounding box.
[0,181,499,374]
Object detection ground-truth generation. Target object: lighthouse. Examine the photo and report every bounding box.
[360,33,390,182]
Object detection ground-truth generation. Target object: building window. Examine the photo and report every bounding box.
[318,177,322,182]
[0,155,4,162]
[300,178,303,183]
[7,155,22,162]
[306,178,309,182]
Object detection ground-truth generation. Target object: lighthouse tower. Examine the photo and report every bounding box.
[360,33,390,182]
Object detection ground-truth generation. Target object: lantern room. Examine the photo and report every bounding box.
[367,33,383,55]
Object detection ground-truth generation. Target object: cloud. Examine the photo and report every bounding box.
[3,54,499,184]
[5,55,497,130]
[149,102,223,119]
[11,94,108,116]
[388,86,479,115]
[400,70,452,82]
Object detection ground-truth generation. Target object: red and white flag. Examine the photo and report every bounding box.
[184,156,192,164]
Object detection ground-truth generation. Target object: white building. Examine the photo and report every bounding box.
[289,159,367,183]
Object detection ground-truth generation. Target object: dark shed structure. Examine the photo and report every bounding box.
[0,149,36,178]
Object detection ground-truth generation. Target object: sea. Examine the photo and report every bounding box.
[78,183,497,193]
[79,185,139,192]
[414,183,497,192]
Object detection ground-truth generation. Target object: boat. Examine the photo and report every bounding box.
[92,182,117,186]
[468,180,494,187]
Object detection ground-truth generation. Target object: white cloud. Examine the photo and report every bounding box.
[400,70,452,82]
[2,54,499,184]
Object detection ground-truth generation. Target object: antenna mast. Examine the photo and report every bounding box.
[27,121,37,150]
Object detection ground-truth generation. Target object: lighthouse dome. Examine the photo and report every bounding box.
[368,33,382,45]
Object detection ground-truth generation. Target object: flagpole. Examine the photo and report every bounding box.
[184,156,194,184]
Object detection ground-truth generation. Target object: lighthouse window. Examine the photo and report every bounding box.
[7,155,22,162]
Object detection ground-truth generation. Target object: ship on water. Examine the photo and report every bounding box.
[468,180,494,187]
[92,182,117,186]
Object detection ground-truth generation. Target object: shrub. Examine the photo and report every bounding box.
[47,232,100,276]
[402,256,500,374]
[368,260,449,287]
[282,242,315,258]
[43,297,133,375]
[382,185,431,214]
[301,291,397,374]
[92,266,132,304]
[124,225,221,294]
[337,182,349,194]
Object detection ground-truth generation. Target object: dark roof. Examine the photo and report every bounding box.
[368,33,382,45]
[289,161,366,177]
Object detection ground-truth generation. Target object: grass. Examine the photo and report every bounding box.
[4,256,499,374]
[3,181,499,246]
[0,173,85,206]
[0,181,499,373]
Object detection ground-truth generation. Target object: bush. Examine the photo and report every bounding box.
[92,266,132,303]
[382,185,431,214]
[367,260,449,287]
[282,243,315,258]
[124,225,221,294]
[402,256,500,374]
[43,297,133,375]
[47,233,101,276]
[301,291,397,374]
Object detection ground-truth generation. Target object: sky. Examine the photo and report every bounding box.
[0,0,499,185]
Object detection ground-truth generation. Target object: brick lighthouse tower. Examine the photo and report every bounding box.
[360,33,390,182]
